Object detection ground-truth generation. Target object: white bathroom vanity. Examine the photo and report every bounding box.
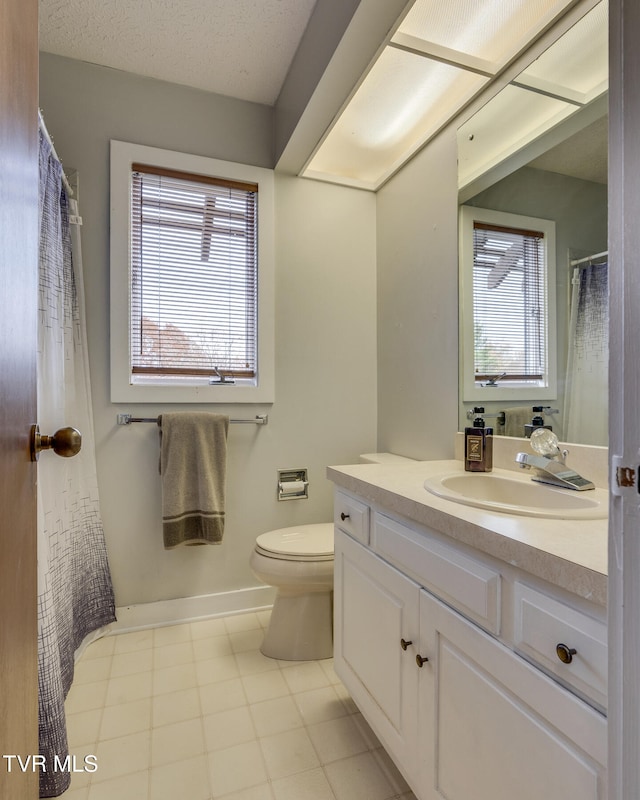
[328,459,608,800]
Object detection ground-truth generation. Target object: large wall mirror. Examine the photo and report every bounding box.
[456,0,608,446]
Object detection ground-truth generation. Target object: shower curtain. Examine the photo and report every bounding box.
[37,128,116,797]
[563,261,608,445]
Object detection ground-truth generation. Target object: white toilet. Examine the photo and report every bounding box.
[250,523,334,661]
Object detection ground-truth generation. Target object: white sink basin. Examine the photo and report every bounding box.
[423,469,608,519]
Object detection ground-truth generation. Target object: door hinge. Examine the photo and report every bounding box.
[612,456,638,496]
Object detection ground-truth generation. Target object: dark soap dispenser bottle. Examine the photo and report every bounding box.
[465,407,493,472]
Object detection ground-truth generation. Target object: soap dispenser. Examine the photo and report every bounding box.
[465,407,493,472]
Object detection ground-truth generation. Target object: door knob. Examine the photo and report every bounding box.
[30,425,82,461]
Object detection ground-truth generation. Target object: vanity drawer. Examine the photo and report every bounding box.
[372,512,501,634]
[334,491,370,545]
[513,582,607,710]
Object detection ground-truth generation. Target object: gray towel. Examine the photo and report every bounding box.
[159,412,230,549]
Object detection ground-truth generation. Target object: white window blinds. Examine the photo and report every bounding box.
[130,164,258,380]
[472,221,547,383]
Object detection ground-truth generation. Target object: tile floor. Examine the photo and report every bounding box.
[62,610,417,800]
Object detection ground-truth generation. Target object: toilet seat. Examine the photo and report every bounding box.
[255,523,334,562]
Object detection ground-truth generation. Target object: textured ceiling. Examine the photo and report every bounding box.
[39,0,318,106]
[528,115,608,185]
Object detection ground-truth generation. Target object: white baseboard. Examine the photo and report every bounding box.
[108,585,276,635]
[74,624,113,663]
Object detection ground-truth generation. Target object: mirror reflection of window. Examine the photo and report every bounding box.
[460,206,557,402]
[472,221,547,386]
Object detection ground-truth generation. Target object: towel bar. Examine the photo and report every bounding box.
[116,413,268,426]
[464,407,559,424]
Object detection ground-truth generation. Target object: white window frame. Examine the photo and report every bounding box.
[110,140,275,403]
[459,205,557,402]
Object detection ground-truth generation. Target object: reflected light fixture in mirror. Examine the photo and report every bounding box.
[458,0,608,195]
[302,0,579,191]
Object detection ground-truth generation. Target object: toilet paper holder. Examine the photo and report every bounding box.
[277,468,309,501]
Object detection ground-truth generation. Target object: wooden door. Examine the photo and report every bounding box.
[0,0,39,797]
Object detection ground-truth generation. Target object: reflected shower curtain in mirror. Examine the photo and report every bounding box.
[563,261,608,445]
[37,128,116,797]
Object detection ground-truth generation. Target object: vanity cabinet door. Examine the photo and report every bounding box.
[334,529,420,786]
[418,590,607,800]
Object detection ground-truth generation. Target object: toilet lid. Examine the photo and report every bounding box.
[256,523,334,558]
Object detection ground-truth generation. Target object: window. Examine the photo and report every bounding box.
[459,206,556,401]
[110,141,274,403]
[131,165,258,381]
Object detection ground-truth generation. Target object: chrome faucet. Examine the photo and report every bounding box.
[515,430,595,491]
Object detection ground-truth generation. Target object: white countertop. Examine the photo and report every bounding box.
[327,460,608,607]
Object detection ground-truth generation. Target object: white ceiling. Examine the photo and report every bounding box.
[528,115,608,184]
[39,0,609,190]
[38,0,318,106]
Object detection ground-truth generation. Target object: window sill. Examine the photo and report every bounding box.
[462,383,557,403]
[116,374,272,404]
[131,375,257,388]
[111,379,274,404]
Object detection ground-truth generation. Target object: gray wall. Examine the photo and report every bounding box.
[39,53,377,608]
[376,130,460,460]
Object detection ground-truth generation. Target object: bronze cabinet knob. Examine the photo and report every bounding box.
[416,653,429,668]
[556,643,577,664]
[400,638,412,651]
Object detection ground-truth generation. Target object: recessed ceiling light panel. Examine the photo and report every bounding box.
[398,0,575,67]
[517,0,608,100]
[457,84,576,187]
[305,48,487,187]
